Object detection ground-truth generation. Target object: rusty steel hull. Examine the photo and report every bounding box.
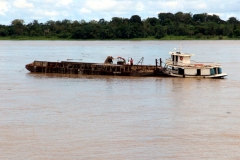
[25,61,164,76]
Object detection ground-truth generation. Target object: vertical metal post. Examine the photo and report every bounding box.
[155,59,158,69]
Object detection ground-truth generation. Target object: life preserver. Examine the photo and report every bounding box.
[180,56,183,60]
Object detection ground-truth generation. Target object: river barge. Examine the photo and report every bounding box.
[25,56,164,76]
[25,48,227,78]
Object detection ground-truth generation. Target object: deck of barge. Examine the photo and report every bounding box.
[25,60,165,76]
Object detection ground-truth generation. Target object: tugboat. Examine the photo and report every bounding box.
[163,49,227,78]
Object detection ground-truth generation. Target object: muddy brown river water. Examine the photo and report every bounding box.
[0,40,240,159]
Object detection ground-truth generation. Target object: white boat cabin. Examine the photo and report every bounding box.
[164,51,227,78]
[170,51,193,65]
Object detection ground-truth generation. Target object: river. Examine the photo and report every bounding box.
[0,40,240,159]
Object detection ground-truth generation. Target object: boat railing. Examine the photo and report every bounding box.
[190,60,222,66]
[165,59,221,66]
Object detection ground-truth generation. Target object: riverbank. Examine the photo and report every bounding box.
[0,35,239,40]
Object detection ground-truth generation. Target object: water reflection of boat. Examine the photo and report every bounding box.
[163,49,227,78]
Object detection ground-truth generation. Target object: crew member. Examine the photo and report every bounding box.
[130,58,133,66]
[123,58,126,64]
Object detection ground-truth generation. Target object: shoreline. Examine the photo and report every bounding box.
[0,36,239,41]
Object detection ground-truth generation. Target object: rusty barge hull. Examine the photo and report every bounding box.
[25,61,164,76]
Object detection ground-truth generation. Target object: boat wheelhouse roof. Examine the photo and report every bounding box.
[169,51,194,57]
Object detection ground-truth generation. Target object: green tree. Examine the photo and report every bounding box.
[224,25,234,36]
[130,15,142,24]
[177,24,189,36]
[0,27,9,36]
[122,25,132,38]
[27,20,43,36]
[98,18,108,25]
[193,13,208,22]
[45,20,56,34]
[2,11,240,40]
[195,33,203,38]
[109,17,123,26]
[155,25,166,38]
[227,17,239,24]
[205,22,217,35]
[206,14,221,23]
[166,25,175,35]
[11,19,25,36]
[158,12,175,24]
[72,27,85,39]
[99,25,115,39]
[174,12,184,23]
[194,25,206,35]
[233,29,240,37]
[145,17,159,26]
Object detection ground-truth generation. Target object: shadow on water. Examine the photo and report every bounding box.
[25,72,163,80]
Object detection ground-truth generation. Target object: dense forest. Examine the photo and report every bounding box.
[0,12,240,39]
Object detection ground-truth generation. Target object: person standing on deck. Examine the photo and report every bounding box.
[130,58,133,66]
[123,58,126,64]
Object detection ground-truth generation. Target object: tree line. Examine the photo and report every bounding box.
[0,12,240,39]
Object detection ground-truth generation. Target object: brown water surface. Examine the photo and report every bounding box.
[0,40,240,159]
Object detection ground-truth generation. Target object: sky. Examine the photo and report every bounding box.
[0,0,240,25]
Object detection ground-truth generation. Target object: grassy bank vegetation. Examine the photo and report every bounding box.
[0,35,239,41]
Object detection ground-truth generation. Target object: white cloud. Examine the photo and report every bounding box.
[41,0,58,4]
[220,13,240,21]
[135,2,145,11]
[85,0,117,11]
[42,11,59,17]
[163,1,180,9]
[13,0,34,9]
[33,10,59,17]
[189,1,208,10]
[0,1,8,15]
[56,0,73,6]
[79,8,91,14]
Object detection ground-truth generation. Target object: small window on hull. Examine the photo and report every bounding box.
[197,69,201,75]
[178,68,184,75]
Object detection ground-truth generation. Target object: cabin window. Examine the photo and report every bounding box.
[176,56,178,62]
[172,55,174,61]
[210,68,215,75]
[218,68,222,74]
